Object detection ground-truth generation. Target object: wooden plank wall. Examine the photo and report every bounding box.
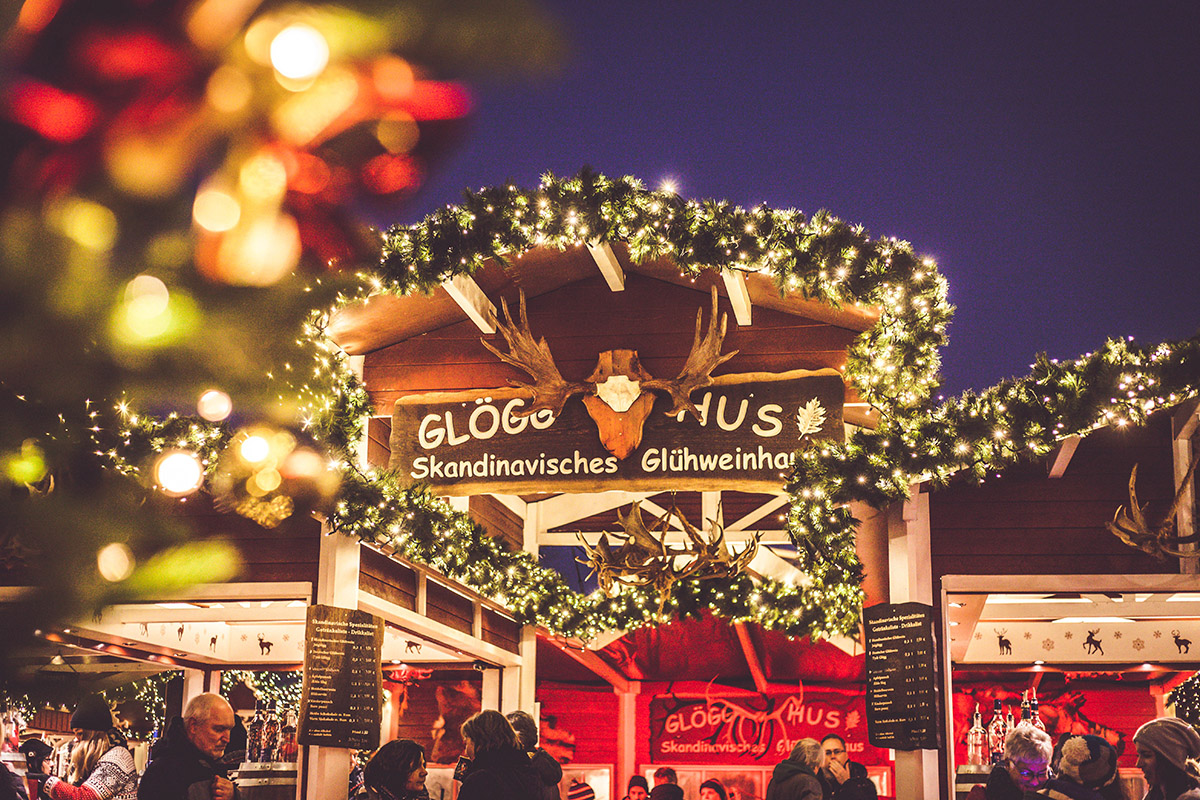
[359,546,418,611]
[481,607,520,653]
[426,579,474,636]
[928,413,1176,581]
[362,273,858,415]
[538,682,620,764]
[469,495,523,550]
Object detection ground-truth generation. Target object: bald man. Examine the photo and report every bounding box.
[138,693,239,800]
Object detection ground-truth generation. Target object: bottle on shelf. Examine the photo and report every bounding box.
[987,698,1007,765]
[967,702,987,766]
[1019,690,1031,725]
[1029,690,1046,732]
[1005,708,1015,735]
[261,702,281,763]
[247,701,264,763]
[280,708,298,762]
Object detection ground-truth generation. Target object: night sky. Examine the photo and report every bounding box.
[394,1,1200,398]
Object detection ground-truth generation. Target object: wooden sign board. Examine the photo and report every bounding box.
[297,605,383,750]
[864,602,940,751]
[389,369,844,494]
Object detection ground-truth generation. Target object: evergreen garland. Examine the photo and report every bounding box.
[110,171,1200,644]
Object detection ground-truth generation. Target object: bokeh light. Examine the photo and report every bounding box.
[51,197,118,250]
[154,450,204,496]
[205,65,253,114]
[270,24,329,82]
[97,543,135,582]
[240,435,271,464]
[197,389,233,421]
[193,188,242,232]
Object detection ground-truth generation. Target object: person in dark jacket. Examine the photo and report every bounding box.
[362,739,429,800]
[965,724,1053,800]
[506,710,561,800]
[1042,733,1126,800]
[817,734,877,800]
[138,693,238,800]
[766,738,823,800]
[623,775,650,800]
[1133,717,1200,800]
[650,766,684,800]
[455,710,538,800]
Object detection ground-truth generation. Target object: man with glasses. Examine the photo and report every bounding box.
[966,724,1053,799]
[817,734,877,800]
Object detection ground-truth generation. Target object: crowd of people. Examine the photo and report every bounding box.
[8,694,1200,800]
[967,717,1200,800]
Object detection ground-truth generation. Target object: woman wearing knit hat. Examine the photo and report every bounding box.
[1042,734,1127,800]
[38,695,138,800]
[1134,718,1200,800]
[699,778,729,800]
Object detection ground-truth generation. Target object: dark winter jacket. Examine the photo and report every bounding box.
[138,716,240,800]
[964,766,1050,800]
[1,764,28,800]
[818,761,877,800]
[649,785,684,800]
[456,746,539,800]
[527,748,562,800]
[765,757,823,800]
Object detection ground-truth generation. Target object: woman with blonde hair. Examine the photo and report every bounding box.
[40,695,137,800]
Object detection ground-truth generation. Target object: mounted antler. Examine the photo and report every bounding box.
[480,291,588,417]
[643,286,739,420]
[578,500,761,616]
[1106,450,1200,560]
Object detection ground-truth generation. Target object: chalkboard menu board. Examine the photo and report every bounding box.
[864,601,939,750]
[297,604,384,750]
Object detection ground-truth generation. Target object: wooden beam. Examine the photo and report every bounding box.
[726,494,789,532]
[545,636,631,692]
[586,241,625,291]
[734,622,769,694]
[722,271,752,326]
[441,274,497,333]
[1048,435,1081,478]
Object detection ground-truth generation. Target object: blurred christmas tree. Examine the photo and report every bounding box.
[0,0,559,674]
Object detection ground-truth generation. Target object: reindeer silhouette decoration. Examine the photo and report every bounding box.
[996,629,1012,655]
[1083,629,1104,656]
[209,636,218,652]
[1173,630,1192,654]
[405,641,422,654]
[177,623,185,641]
[257,634,273,655]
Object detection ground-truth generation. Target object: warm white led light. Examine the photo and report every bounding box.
[154,450,204,496]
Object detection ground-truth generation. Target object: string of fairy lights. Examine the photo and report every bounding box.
[109,170,1200,644]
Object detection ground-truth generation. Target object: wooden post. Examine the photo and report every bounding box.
[1173,402,1199,573]
[886,489,939,799]
[616,683,641,799]
[304,526,361,800]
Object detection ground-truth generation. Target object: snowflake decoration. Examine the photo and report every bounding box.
[1154,630,1163,638]
[282,634,290,642]
[1132,638,1146,651]
[1042,639,1055,651]
[1063,631,1073,640]
[974,632,983,640]
[160,625,166,635]
[1023,632,1032,639]
[1113,631,1123,640]
[240,633,248,641]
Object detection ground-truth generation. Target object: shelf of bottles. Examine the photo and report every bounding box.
[966,690,1047,768]
[244,701,299,766]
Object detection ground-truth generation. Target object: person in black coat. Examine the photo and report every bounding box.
[817,735,877,800]
[506,710,561,800]
[455,710,538,800]
[138,694,239,800]
[766,738,824,800]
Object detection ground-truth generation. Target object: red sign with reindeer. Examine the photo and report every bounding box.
[649,687,889,766]
[389,289,843,495]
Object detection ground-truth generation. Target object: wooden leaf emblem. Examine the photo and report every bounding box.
[795,397,827,438]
